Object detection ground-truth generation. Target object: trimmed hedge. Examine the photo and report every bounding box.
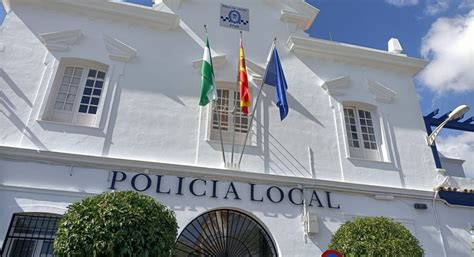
[329,216,423,257]
[54,191,178,257]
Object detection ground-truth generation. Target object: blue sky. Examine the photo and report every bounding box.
[307,0,473,117]
[1,0,473,175]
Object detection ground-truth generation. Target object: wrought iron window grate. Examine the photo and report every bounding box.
[2,213,61,257]
[174,209,277,257]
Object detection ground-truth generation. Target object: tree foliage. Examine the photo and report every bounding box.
[329,216,424,257]
[54,191,178,257]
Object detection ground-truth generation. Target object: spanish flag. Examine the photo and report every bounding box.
[239,39,251,115]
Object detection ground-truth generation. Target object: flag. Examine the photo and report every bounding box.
[199,37,217,106]
[239,39,251,115]
[263,45,289,120]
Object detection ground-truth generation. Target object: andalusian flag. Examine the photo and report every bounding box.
[199,37,217,106]
[239,39,251,115]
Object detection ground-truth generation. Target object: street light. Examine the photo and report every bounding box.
[427,104,470,146]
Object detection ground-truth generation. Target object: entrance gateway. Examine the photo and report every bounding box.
[174,209,277,257]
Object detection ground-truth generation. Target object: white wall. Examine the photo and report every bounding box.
[0,1,438,193]
[1,158,473,256]
[1,1,472,256]
[441,156,466,177]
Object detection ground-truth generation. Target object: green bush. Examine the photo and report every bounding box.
[54,191,178,257]
[329,216,423,257]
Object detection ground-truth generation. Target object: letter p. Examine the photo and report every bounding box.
[109,171,127,190]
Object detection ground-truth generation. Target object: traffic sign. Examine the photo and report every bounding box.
[321,249,343,257]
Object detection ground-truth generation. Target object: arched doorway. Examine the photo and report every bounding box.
[174,209,277,257]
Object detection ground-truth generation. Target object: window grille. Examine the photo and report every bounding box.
[43,59,108,127]
[2,213,61,257]
[212,89,249,134]
[344,107,360,148]
[344,107,377,150]
[212,89,230,131]
[54,67,82,112]
[78,69,106,115]
[232,91,249,133]
[174,209,277,257]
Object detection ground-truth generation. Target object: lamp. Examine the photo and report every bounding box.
[427,104,470,146]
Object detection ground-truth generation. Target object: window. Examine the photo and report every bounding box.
[42,58,108,127]
[77,68,105,115]
[2,213,61,257]
[343,104,381,161]
[210,88,250,143]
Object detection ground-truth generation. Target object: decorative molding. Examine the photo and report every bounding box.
[39,29,82,52]
[287,36,428,75]
[321,76,350,96]
[192,54,226,69]
[103,34,137,62]
[368,80,397,103]
[70,0,180,30]
[276,1,319,31]
[280,9,314,31]
[10,0,180,30]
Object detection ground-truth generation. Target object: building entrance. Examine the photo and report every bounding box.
[174,209,277,257]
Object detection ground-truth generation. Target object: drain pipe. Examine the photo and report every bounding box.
[432,176,449,257]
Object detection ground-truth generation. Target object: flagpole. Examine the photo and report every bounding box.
[237,38,276,168]
[214,104,227,164]
[204,24,226,165]
[230,106,236,166]
[230,31,243,167]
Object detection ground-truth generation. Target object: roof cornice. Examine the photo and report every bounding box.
[8,0,180,30]
[279,1,319,31]
[0,145,437,199]
[287,36,428,75]
[297,0,319,29]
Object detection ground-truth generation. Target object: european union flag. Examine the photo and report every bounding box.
[263,47,289,121]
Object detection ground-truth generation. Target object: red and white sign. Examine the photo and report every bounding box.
[321,249,343,257]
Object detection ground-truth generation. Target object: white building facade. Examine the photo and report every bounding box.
[0,0,473,256]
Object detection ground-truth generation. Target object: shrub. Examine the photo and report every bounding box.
[54,191,178,257]
[329,216,423,257]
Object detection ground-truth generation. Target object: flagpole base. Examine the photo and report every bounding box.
[225,162,240,170]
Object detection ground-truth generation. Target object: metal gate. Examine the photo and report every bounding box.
[174,209,277,257]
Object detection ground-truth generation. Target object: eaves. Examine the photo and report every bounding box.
[287,36,428,75]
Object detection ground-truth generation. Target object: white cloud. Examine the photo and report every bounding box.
[437,132,474,178]
[386,0,419,7]
[425,0,450,15]
[458,0,474,9]
[418,10,474,93]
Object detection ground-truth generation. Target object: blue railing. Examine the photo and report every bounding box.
[423,109,474,169]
